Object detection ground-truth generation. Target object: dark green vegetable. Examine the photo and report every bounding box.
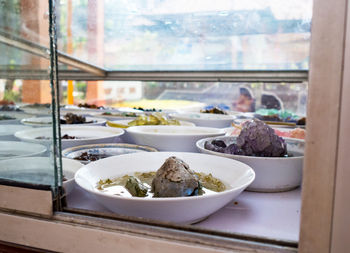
[125,176,149,197]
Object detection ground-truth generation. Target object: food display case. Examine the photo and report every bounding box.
[1,0,350,252]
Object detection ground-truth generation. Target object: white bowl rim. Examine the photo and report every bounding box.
[75,151,255,202]
[21,116,106,125]
[126,125,225,136]
[62,142,158,156]
[170,112,236,120]
[196,136,304,160]
[15,125,124,142]
[109,119,195,127]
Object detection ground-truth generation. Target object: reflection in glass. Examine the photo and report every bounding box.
[0,0,57,188]
[57,0,312,70]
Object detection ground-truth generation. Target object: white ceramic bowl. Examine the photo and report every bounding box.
[14,126,125,149]
[0,141,47,160]
[170,112,235,128]
[62,143,158,164]
[126,125,225,152]
[21,116,106,127]
[75,151,255,223]
[196,136,304,192]
[0,157,83,195]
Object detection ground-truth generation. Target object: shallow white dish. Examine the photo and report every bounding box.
[196,136,304,192]
[75,151,255,223]
[170,112,235,128]
[0,141,47,160]
[126,125,225,152]
[14,125,125,149]
[62,143,158,164]
[21,116,106,127]
[0,124,33,137]
[0,157,83,195]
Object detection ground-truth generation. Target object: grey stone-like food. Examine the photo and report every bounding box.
[151,156,201,197]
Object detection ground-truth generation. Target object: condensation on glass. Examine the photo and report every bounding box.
[0,0,59,188]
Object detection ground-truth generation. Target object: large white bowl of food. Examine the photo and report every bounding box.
[126,125,225,152]
[169,112,235,128]
[14,125,125,149]
[196,119,304,192]
[75,151,255,223]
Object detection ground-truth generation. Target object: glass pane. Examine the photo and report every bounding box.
[57,0,312,70]
[63,81,306,243]
[0,0,59,189]
[60,80,307,115]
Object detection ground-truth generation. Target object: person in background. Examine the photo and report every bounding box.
[260,93,283,110]
[234,87,255,112]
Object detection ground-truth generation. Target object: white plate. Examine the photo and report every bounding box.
[126,125,225,152]
[21,116,106,126]
[62,143,158,164]
[75,152,255,223]
[170,112,235,128]
[0,157,83,194]
[0,141,47,160]
[14,126,125,149]
[0,124,33,137]
[196,136,304,192]
[0,157,83,195]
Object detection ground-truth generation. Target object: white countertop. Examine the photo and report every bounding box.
[66,184,300,243]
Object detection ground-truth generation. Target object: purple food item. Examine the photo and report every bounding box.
[204,140,226,153]
[237,119,287,157]
[205,119,287,157]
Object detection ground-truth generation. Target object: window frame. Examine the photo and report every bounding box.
[1,0,350,251]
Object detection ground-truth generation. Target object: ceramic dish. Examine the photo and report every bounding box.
[196,136,304,192]
[108,119,195,127]
[14,125,124,149]
[75,151,255,223]
[0,157,83,195]
[0,141,47,160]
[126,125,225,152]
[21,116,106,127]
[62,143,158,164]
[0,125,33,140]
[169,112,235,128]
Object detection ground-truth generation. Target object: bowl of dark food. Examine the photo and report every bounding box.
[14,125,125,149]
[75,152,255,223]
[62,143,158,164]
[0,157,83,195]
[170,112,236,128]
[21,113,106,127]
[196,119,304,192]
